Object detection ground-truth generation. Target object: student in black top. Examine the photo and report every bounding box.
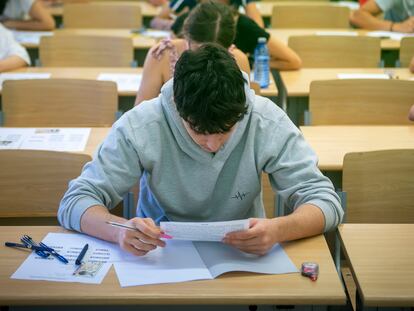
[172,11,301,70]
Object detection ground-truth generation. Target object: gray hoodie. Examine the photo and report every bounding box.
[58,78,343,232]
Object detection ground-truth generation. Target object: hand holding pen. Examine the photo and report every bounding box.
[107,218,171,257]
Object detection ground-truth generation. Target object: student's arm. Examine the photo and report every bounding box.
[0,55,28,72]
[135,44,170,105]
[80,205,166,256]
[224,204,324,255]
[232,47,251,77]
[245,2,264,28]
[268,35,302,70]
[3,0,55,31]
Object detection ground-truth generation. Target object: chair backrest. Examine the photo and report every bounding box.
[271,5,350,28]
[309,79,414,125]
[288,36,381,68]
[63,2,142,29]
[0,150,91,220]
[40,35,134,67]
[343,149,414,223]
[399,37,414,67]
[262,173,275,218]
[3,79,118,127]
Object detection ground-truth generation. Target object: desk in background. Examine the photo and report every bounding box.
[279,68,413,125]
[2,67,278,112]
[46,2,161,27]
[0,226,345,307]
[339,224,414,310]
[300,125,414,171]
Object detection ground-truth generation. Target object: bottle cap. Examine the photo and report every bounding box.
[258,37,267,43]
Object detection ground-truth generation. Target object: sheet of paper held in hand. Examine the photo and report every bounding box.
[160,219,250,241]
[0,128,91,152]
[10,233,131,284]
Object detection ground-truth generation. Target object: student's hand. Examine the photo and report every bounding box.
[393,17,414,33]
[117,217,166,256]
[223,218,279,256]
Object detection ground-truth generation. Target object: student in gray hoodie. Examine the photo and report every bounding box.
[59,43,343,257]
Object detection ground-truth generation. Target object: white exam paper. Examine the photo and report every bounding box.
[11,30,53,45]
[0,73,51,89]
[366,31,414,41]
[0,128,91,152]
[337,73,390,79]
[113,240,298,287]
[141,29,171,39]
[160,219,249,241]
[315,31,358,36]
[97,73,142,92]
[11,233,117,284]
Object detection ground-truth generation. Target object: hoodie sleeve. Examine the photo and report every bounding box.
[58,114,143,232]
[263,114,343,232]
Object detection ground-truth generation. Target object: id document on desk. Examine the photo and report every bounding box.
[114,240,298,287]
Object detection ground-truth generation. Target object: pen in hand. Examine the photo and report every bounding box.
[75,244,89,265]
[106,221,173,239]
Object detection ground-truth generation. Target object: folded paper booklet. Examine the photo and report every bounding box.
[113,240,299,287]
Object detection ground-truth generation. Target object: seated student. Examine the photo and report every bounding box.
[172,10,302,71]
[58,43,343,257]
[0,23,30,71]
[135,2,250,105]
[151,0,264,29]
[0,0,55,31]
[350,0,414,32]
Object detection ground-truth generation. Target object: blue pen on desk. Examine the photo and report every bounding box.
[75,243,89,265]
[5,242,51,252]
[21,235,50,258]
[39,242,69,264]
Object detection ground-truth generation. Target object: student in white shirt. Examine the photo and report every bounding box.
[0,0,55,30]
[0,23,31,72]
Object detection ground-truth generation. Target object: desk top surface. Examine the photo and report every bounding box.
[6,67,278,97]
[339,224,414,307]
[280,68,413,96]
[46,2,162,17]
[0,226,345,306]
[268,28,400,50]
[300,125,414,171]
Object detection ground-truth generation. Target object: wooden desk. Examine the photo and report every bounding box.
[268,29,400,51]
[339,224,414,308]
[46,2,161,18]
[0,127,110,157]
[280,68,414,97]
[300,126,414,171]
[0,226,345,306]
[3,67,278,98]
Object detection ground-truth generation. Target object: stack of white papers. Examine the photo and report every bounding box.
[0,73,51,89]
[11,30,53,45]
[97,73,142,92]
[140,29,171,39]
[0,128,91,152]
[315,31,358,36]
[337,73,390,79]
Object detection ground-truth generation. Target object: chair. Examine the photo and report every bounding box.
[399,37,414,67]
[308,79,414,125]
[250,81,261,95]
[39,35,134,67]
[262,173,275,218]
[2,79,118,127]
[343,149,414,223]
[271,5,350,28]
[288,36,381,68]
[0,150,91,224]
[63,2,142,29]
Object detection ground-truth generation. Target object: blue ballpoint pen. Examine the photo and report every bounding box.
[39,242,69,264]
[5,242,51,252]
[21,235,50,258]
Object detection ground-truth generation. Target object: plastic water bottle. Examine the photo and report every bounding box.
[253,37,270,88]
